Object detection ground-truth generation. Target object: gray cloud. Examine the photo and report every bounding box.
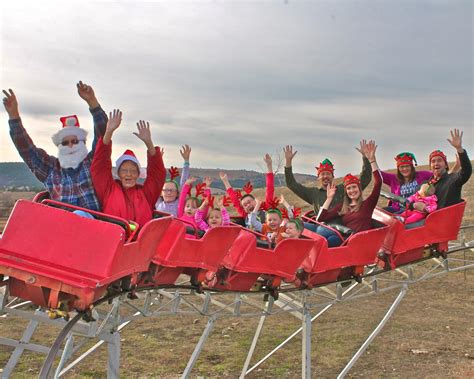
[1,0,472,174]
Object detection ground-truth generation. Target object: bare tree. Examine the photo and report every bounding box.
[256,147,285,186]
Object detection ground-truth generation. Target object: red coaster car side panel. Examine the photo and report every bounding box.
[0,200,172,309]
[150,220,242,285]
[373,202,465,255]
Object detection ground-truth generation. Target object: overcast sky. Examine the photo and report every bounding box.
[0,0,472,176]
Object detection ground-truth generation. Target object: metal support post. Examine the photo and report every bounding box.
[181,316,216,378]
[239,304,269,378]
[301,305,312,379]
[337,285,408,378]
[54,334,74,379]
[107,331,121,379]
[2,318,39,378]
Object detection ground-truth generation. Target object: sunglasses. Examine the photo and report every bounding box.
[61,138,82,146]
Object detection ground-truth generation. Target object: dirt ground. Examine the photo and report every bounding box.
[0,181,473,378]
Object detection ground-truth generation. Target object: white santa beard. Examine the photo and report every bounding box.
[57,142,89,169]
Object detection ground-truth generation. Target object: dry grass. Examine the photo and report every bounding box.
[0,177,473,378]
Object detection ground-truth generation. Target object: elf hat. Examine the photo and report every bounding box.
[395,152,417,167]
[316,158,334,175]
[51,115,88,146]
[343,173,360,188]
[429,150,448,168]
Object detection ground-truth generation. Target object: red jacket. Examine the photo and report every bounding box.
[91,138,166,227]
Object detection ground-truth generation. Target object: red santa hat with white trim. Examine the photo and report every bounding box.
[115,149,141,171]
[51,115,88,146]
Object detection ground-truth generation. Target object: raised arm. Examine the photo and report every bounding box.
[362,140,382,209]
[356,140,373,190]
[264,153,275,203]
[316,183,340,222]
[220,171,245,216]
[178,178,196,217]
[283,145,314,205]
[77,81,107,154]
[447,129,472,185]
[3,89,55,182]
[248,198,263,232]
[179,144,191,186]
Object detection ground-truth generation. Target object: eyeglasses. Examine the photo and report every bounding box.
[61,138,83,146]
[163,188,177,193]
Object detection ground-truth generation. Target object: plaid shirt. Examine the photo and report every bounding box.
[9,106,108,211]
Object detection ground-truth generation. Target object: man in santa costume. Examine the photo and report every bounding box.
[3,82,107,211]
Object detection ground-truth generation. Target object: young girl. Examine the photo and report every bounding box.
[317,140,382,247]
[177,177,211,228]
[396,183,438,224]
[195,195,230,231]
[91,109,166,227]
[155,144,191,216]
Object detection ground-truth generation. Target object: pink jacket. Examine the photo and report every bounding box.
[406,192,438,214]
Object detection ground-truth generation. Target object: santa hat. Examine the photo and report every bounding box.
[316,159,334,175]
[343,173,360,188]
[395,152,417,167]
[429,150,448,168]
[51,115,88,146]
[115,149,141,171]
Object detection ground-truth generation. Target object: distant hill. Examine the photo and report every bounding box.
[0,162,316,191]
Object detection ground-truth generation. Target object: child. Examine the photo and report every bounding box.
[219,154,274,229]
[249,198,286,244]
[195,195,230,232]
[396,183,438,224]
[91,109,166,227]
[155,144,191,216]
[177,177,211,228]
[281,218,304,240]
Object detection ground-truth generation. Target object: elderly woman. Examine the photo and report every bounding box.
[91,109,166,227]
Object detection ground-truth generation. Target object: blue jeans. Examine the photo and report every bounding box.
[304,222,343,247]
[73,210,95,219]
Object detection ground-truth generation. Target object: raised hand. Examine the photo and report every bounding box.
[447,129,463,152]
[203,176,212,187]
[326,182,337,200]
[160,147,164,157]
[107,109,122,133]
[449,153,461,174]
[180,144,191,161]
[185,177,197,186]
[133,120,152,144]
[219,171,231,189]
[364,140,377,162]
[356,140,368,156]
[283,145,297,166]
[2,89,20,119]
[76,81,99,108]
[216,197,224,209]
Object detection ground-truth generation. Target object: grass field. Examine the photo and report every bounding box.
[0,176,473,378]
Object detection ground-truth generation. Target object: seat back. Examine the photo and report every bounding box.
[0,200,125,279]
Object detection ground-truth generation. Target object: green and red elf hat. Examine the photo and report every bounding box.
[166,166,180,190]
[343,174,360,188]
[263,197,282,218]
[395,152,417,167]
[316,159,335,175]
[429,150,448,168]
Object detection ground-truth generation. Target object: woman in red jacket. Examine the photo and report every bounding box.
[316,140,382,247]
[91,109,166,227]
